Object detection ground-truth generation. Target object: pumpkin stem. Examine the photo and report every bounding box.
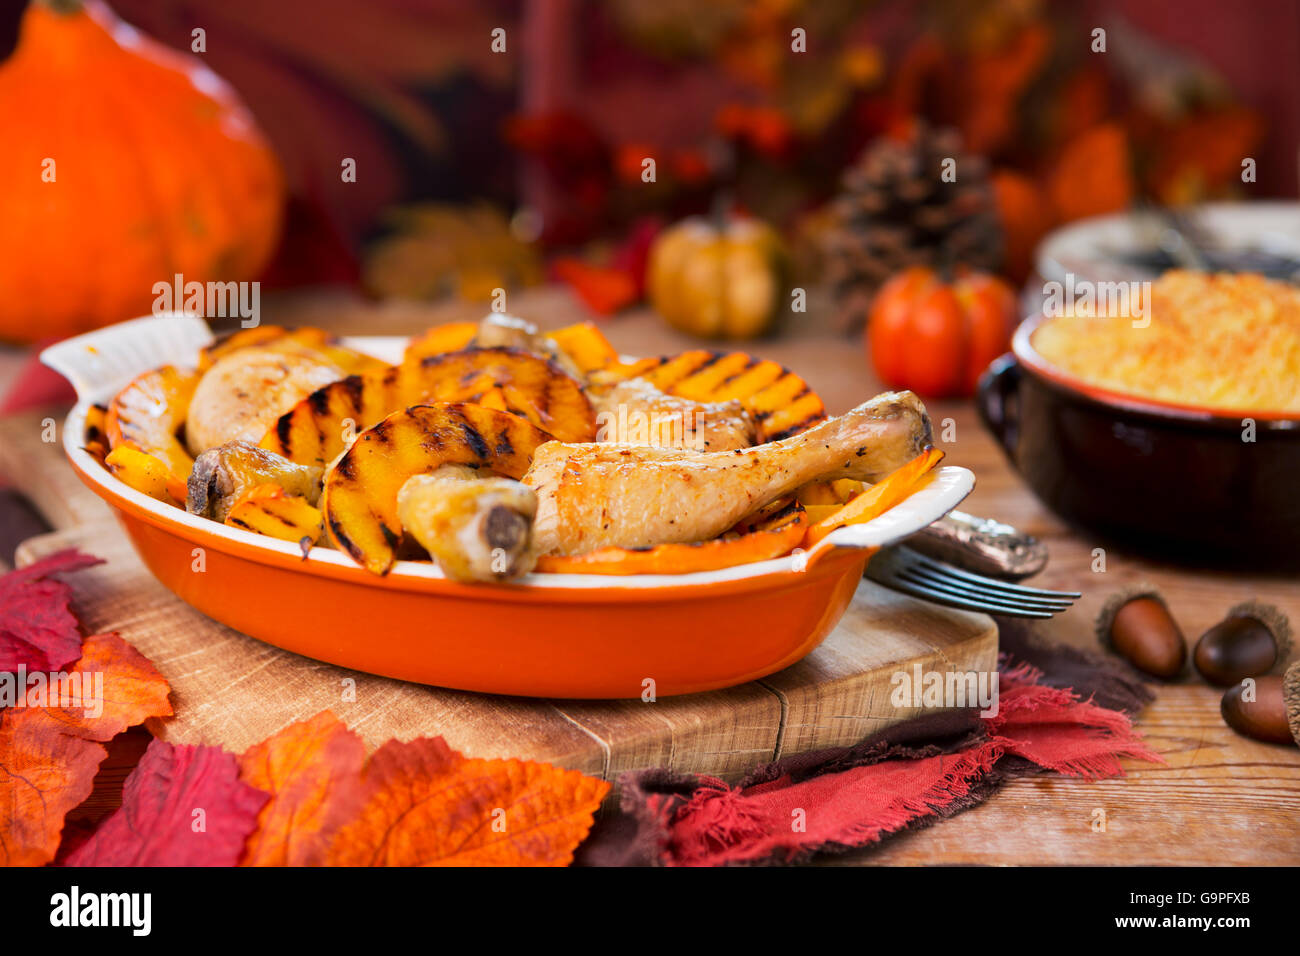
[38,0,86,14]
[710,191,732,232]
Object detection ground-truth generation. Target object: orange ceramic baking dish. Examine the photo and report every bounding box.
[42,314,973,698]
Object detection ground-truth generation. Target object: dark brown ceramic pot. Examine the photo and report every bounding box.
[976,316,1300,569]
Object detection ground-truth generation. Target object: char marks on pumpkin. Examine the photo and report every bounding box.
[626,349,827,443]
[308,386,333,417]
[458,419,490,461]
[495,426,515,458]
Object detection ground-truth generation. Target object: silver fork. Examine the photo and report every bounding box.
[865,546,1080,619]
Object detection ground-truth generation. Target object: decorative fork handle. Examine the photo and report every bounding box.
[906,509,1048,581]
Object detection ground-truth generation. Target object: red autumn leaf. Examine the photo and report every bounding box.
[238,711,368,866]
[551,258,639,316]
[610,216,664,298]
[670,148,713,186]
[614,141,657,185]
[325,736,609,866]
[0,549,103,673]
[0,632,172,866]
[64,738,268,866]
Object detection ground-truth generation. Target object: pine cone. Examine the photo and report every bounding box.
[823,124,1003,330]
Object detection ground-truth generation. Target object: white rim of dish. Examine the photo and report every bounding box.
[45,314,974,590]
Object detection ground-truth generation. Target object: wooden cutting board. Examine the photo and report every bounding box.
[1,408,997,783]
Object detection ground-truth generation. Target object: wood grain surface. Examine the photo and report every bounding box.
[3,284,1298,864]
[2,388,996,791]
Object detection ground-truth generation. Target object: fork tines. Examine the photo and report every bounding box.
[866,546,1081,619]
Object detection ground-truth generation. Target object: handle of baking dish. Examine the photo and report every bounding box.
[40,312,214,403]
[975,354,1022,460]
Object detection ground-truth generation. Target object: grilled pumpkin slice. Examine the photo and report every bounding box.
[402,321,480,364]
[414,348,595,440]
[264,346,594,467]
[535,499,807,575]
[323,402,555,575]
[543,322,623,375]
[405,319,625,379]
[615,350,826,441]
[105,365,200,482]
[83,403,110,466]
[199,325,384,375]
[224,483,324,549]
[802,448,944,548]
[105,444,187,505]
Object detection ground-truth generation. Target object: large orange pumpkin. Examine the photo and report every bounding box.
[867,267,1018,398]
[0,0,284,343]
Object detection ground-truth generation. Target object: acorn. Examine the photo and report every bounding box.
[1193,601,1292,686]
[1285,660,1300,749]
[1095,586,1186,679]
[1221,675,1294,745]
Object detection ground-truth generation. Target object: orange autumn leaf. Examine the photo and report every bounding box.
[1047,123,1135,223]
[0,715,105,867]
[0,632,173,866]
[325,736,609,866]
[961,23,1051,155]
[238,711,368,867]
[992,169,1054,283]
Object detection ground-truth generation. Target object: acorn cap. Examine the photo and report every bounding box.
[1285,660,1300,749]
[1220,600,1293,671]
[1095,584,1169,650]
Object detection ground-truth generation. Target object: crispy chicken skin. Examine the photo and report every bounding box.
[396,464,538,582]
[185,347,345,454]
[588,377,756,451]
[524,390,932,555]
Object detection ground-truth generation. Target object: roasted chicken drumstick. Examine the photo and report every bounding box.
[524,390,932,555]
[397,464,538,582]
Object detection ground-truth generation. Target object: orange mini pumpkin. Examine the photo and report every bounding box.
[647,214,788,340]
[867,267,1018,398]
[0,0,284,343]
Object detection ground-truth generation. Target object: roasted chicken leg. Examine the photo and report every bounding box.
[525,390,932,555]
[187,441,323,522]
[397,464,538,582]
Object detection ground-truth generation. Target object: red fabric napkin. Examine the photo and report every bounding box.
[1,347,75,414]
[577,657,1163,866]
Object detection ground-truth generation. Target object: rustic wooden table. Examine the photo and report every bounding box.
[3,284,1298,865]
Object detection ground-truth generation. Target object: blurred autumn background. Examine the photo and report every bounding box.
[1,0,1296,355]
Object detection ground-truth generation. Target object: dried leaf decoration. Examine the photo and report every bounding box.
[65,738,268,866]
[326,736,610,866]
[0,549,102,673]
[0,712,104,866]
[238,711,367,866]
[0,632,173,866]
[3,554,608,867]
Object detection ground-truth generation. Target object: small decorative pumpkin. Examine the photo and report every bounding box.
[647,214,788,340]
[867,266,1018,398]
[0,0,284,344]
